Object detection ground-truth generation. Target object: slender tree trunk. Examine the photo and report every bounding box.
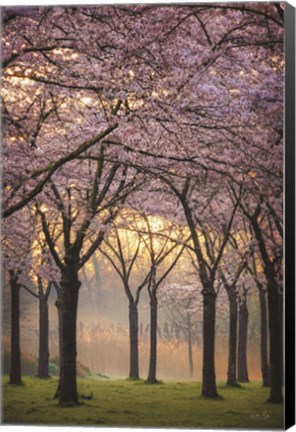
[58,261,81,405]
[54,296,62,400]
[147,294,158,383]
[9,275,22,385]
[129,302,139,379]
[227,295,239,386]
[237,299,249,383]
[258,288,270,386]
[266,269,283,403]
[187,312,194,379]
[202,290,219,397]
[37,295,50,378]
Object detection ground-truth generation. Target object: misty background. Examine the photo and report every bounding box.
[2,251,262,381]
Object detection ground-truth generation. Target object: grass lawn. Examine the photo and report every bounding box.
[2,376,284,429]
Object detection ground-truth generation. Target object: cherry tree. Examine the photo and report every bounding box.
[247,253,270,387]
[237,282,253,384]
[35,157,140,403]
[219,254,250,386]
[160,282,202,379]
[2,4,284,406]
[137,215,188,383]
[20,236,59,379]
[217,225,256,387]
[2,4,283,221]
[166,178,241,396]
[98,212,151,379]
[232,186,283,402]
[2,210,38,384]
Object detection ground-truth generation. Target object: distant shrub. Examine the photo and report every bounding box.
[2,337,99,379]
[48,362,60,376]
[50,356,60,367]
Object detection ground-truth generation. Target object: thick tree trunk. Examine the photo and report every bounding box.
[258,288,270,386]
[227,295,239,386]
[187,312,194,379]
[37,295,50,378]
[147,294,158,383]
[237,299,249,383]
[266,269,283,403]
[129,302,139,379]
[202,290,219,397]
[9,276,22,385]
[58,262,81,406]
[251,218,282,403]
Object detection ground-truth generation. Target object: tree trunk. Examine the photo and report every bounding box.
[9,275,22,385]
[37,295,50,378]
[202,290,219,397]
[58,262,81,405]
[187,312,194,379]
[251,218,282,403]
[227,295,239,386]
[258,288,270,386]
[54,296,62,399]
[129,302,139,379]
[237,299,249,383]
[266,269,283,403]
[147,294,158,383]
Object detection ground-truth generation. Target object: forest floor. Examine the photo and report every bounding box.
[2,376,284,429]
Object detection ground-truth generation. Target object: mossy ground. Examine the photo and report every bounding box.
[2,376,284,428]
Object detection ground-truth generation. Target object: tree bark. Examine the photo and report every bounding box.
[227,295,239,386]
[250,215,282,403]
[147,294,158,383]
[187,312,194,379]
[58,260,81,405]
[258,288,270,386]
[9,275,22,385]
[266,268,283,403]
[237,299,249,383]
[129,302,139,379]
[53,296,62,400]
[202,290,219,397]
[37,295,50,378]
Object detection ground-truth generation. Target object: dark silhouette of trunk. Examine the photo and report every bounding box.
[237,298,249,383]
[37,294,50,378]
[266,268,283,403]
[187,311,194,379]
[202,290,218,397]
[54,296,62,400]
[258,287,270,386]
[9,274,22,385]
[129,302,139,379]
[251,213,283,403]
[147,294,157,383]
[58,259,81,405]
[227,295,239,386]
[179,188,238,398]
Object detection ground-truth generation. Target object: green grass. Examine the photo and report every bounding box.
[2,376,284,428]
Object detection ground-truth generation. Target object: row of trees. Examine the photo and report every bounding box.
[2,3,284,406]
[4,211,270,386]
